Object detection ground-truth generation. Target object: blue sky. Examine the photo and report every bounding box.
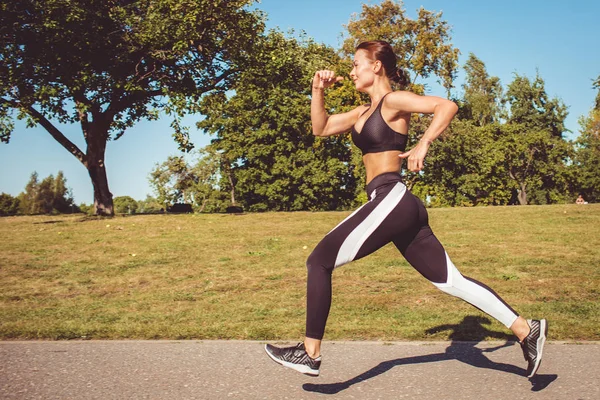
[1,0,599,204]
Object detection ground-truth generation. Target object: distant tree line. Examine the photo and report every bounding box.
[0,172,166,216]
[1,171,76,215]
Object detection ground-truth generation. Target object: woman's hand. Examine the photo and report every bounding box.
[313,70,344,90]
[398,139,432,172]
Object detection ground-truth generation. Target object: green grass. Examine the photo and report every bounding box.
[1,204,599,341]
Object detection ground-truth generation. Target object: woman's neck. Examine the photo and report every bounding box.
[365,80,393,104]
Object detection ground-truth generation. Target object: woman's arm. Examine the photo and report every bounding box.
[386,91,458,172]
[311,70,364,137]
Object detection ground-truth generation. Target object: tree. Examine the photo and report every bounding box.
[149,146,226,212]
[341,0,460,94]
[420,66,573,207]
[136,195,163,214]
[1,0,265,215]
[461,53,503,126]
[593,75,600,111]
[502,73,571,204]
[499,124,571,205]
[418,121,512,206]
[566,75,600,204]
[0,193,20,216]
[113,196,138,214]
[192,146,231,212]
[572,109,600,203]
[416,55,507,206]
[149,155,192,208]
[199,31,358,211]
[505,72,568,138]
[16,171,76,214]
[52,171,75,213]
[18,172,41,215]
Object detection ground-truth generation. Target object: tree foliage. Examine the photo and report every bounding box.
[420,62,572,206]
[419,121,511,206]
[0,193,20,216]
[16,171,76,214]
[499,124,571,205]
[341,0,460,94]
[461,53,503,126]
[593,75,600,111]
[505,72,568,138]
[572,109,600,203]
[113,196,138,214]
[160,2,579,209]
[199,31,358,211]
[136,195,164,214]
[149,146,227,212]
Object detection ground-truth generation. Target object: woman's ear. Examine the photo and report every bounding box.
[372,60,383,74]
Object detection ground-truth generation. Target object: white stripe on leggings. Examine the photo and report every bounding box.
[433,252,518,328]
[326,202,368,236]
[334,182,406,268]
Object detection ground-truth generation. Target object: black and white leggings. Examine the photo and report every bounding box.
[305,172,518,340]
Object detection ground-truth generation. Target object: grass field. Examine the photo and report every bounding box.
[1,204,599,341]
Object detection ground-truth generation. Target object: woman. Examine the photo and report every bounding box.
[265,41,547,378]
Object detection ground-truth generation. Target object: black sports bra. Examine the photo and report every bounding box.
[351,93,408,155]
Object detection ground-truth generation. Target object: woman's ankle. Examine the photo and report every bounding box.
[511,317,531,342]
[304,338,321,358]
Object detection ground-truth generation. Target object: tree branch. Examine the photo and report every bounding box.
[70,89,95,141]
[0,97,20,109]
[197,68,238,93]
[105,88,164,120]
[25,104,87,164]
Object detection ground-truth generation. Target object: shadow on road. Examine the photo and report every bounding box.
[303,316,557,395]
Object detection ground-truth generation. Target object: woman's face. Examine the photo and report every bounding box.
[350,50,376,92]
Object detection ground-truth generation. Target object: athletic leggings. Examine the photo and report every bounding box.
[305,172,518,340]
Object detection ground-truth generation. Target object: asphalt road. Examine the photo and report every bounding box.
[1,340,598,400]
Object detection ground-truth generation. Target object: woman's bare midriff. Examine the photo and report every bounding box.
[363,151,403,184]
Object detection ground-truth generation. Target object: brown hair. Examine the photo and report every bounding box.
[356,41,410,89]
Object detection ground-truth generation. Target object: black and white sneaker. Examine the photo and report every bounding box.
[264,342,321,376]
[520,319,548,378]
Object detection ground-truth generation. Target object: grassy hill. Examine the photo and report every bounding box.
[1,204,598,341]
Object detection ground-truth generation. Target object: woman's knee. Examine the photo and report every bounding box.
[306,249,334,274]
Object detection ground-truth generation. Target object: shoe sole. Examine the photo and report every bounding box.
[264,345,320,376]
[528,319,547,378]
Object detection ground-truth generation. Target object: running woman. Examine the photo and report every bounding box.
[265,41,547,378]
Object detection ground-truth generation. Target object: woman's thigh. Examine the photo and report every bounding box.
[309,182,420,270]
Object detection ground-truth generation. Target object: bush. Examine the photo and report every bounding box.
[0,193,20,216]
[78,203,94,215]
[113,196,138,214]
[137,196,164,214]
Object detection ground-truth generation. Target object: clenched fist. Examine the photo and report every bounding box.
[313,70,344,90]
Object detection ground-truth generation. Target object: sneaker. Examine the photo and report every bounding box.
[264,342,321,376]
[520,319,548,378]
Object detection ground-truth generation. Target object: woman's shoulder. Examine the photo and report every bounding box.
[381,90,416,114]
[386,89,415,99]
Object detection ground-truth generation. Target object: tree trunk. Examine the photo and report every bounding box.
[228,169,236,206]
[198,198,208,213]
[21,104,115,216]
[86,129,113,216]
[518,182,528,205]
